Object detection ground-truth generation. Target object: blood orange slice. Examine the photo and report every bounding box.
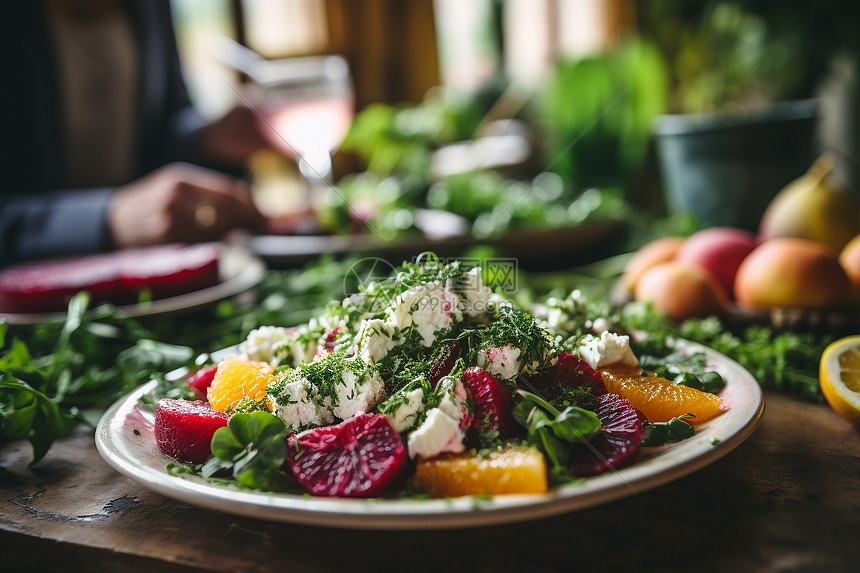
[287,413,407,497]
[600,364,724,423]
[569,393,646,477]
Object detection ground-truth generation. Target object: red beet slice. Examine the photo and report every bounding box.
[119,243,220,300]
[0,253,123,312]
[520,352,607,398]
[287,413,406,498]
[187,366,218,399]
[427,343,459,387]
[568,393,646,477]
[0,243,220,313]
[461,367,516,441]
[155,399,229,464]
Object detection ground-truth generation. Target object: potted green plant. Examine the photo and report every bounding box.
[642,0,859,230]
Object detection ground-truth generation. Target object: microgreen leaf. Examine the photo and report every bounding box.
[512,390,601,474]
[206,412,290,491]
[641,415,696,447]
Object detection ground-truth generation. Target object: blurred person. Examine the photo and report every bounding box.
[0,0,269,267]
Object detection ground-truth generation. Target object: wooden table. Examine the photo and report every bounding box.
[2,392,859,573]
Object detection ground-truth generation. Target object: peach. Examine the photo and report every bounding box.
[839,234,860,288]
[634,262,727,322]
[621,236,685,291]
[734,238,853,309]
[675,227,757,299]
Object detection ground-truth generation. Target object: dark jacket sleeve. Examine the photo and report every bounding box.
[0,188,114,267]
[0,3,116,267]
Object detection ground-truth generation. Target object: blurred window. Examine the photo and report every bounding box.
[435,0,634,92]
[170,0,632,115]
[170,0,235,119]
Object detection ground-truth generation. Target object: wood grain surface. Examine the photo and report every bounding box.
[2,392,859,573]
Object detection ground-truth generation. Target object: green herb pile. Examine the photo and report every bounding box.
[0,294,193,465]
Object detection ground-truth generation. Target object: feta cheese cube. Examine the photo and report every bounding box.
[460,268,494,318]
[332,363,386,420]
[353,319,399,364]
[407,408,466,460]
[272,324,323,368]
[240,326,292,364]
[477,344,523,380]
[435,376,468,422]
[380,387,426,433]
[386,282,463,347]
[578,331,639,370]
[269,379,334,431]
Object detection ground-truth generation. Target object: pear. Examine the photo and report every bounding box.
[759,157,860,252]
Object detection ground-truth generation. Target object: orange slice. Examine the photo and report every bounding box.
[819,335,860,427]
[207,357,275,413]
[414,446,547,497]
[600,364,724,424]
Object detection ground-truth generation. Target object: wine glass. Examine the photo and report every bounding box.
[251,54,354,185]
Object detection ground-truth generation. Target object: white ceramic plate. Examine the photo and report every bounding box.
[95,339,764,530]
[0,244,266,325]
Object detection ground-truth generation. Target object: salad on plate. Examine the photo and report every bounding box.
[150,254,728,499]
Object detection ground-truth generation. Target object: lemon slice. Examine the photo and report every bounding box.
[819,335,860,427]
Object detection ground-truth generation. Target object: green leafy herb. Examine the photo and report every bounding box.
[202,411,292,491]
[0,294,194,464]
[641,415,696,447]
[549,385,599,413]
[166,461,202,477]
[673,371,726,395]
[639,351,726,394]
[512,390,601,472]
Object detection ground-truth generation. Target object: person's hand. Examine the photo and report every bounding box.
[195,105,269,167]
[108,163,266,248]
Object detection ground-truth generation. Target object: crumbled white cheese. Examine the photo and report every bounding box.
[332,364,386,420]
[435,376,468,422]
[271,323,323,368]
[477,344,523,380]
[353,319,399,364]
[382,387,426,433]
[240,326,292,364]
[578,331,639,370]
[407,408,466,460]
[386,282,463,347]
[269,379,334,430]
[461,268,495,318]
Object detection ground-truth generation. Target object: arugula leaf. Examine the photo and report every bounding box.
[641,415,696,447]
[0,378,75,464]
[203,412,292,491]
[1,293,196,464]
[640,351,727,394]
[512,390,601,472]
